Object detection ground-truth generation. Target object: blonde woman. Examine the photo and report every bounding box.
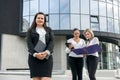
[83,29,99,80]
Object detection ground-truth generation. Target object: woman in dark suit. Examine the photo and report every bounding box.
[26,12,54,80]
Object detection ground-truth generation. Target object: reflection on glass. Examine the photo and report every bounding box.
[114,20,119,34]
[39,0,48,14]
[99,0,106,1]
[91,23,99,31]
[30,16,34,27]
[107,3,113,18]
[107,0,113,3]
[90,0,98,15]
[100,17,107,32]
[81,0,89,14]
[107,18,114,33]
[114,5,118,19]
[49,14,59,30]
[23,1,29,16]
[99,2,106,16]
[113,0,118,5]
[30,0,38,15]
[60,15,70,30]
[50,0,59,13]
[91,16,99,23]
[70,0,80,13]
[23,17,30,32]
[81,15,90,30]
[60,0,70,13]
[71,15,80,29]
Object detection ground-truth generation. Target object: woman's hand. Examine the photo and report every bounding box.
[35,52,47,60]
[68,43,74,49]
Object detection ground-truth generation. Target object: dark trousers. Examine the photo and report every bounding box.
[69,57,83,80]
[86,55,98,80]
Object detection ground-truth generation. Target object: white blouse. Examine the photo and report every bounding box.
[65,38,86,57]
[86,37,99,57]
[36,27,46,44]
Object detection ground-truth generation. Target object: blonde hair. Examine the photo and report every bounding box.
[83,28,94,39]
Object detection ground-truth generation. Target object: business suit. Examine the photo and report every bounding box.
[26,26,54,78]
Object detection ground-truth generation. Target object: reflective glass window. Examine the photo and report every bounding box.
[81,15,90,30]
[70,0,80,13]
[99,0,106,1]
[114,5,118,19]
[50,0,59,13]
[49,14,59,30]
[60,15,70,30]
[23,17,30,32]
[30,0,38,15]
[107,3,113,18]
[81,0,89,14]
[99,2,106,17]
[60,0,70,13]
[30,16,34,26]
[90,0,98,15]
[23,1,29,16]
[119,7,120,20]
[100,17,107,32]
[113,0,118,5]
[90,16,99,31]
[39,0,48,14]
[107,18,114,32]
[114,20,119,34]
[71,15,80,29]
[107,0,113,3]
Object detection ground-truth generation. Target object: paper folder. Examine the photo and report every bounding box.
[34,40,46,53]
[72,44,102,55]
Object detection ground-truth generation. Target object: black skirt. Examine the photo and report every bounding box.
[28,54,53,78]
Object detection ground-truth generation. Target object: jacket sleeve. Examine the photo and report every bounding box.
[26,29,36,56]
[46,28,54,54]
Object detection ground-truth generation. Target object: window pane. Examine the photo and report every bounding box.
[114,5,118,19]
[113,0,118,5]
[23,17,30,32]
[114,20,119,34]
[100,17,107,32]
[91,23,99,31]
[107,0,113,3]
[81,0,89,14]
[70,0,80,13]
[50,0,59,13]
[49,15,59,30]
[107,18,114,33]
[91,16,99,23]
[60,15,70,29]
[90,0,98,15]
[71,15,80,29]
[23,1,29,16]
[30,0,38,15]
[60,0,70,13]
[81,15,90,30]
[39,0,48,14]
[107,3,113,18]
[99,2,106,16]
[30,16,34,26]
[100,0,106,1]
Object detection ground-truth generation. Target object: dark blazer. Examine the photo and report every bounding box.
[26,27,54,56]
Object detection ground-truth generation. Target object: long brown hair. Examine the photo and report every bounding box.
[30,12,47,29]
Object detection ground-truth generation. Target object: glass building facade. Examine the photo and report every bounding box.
[22,0,120,70]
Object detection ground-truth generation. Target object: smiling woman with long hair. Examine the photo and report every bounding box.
[26,12,54,80]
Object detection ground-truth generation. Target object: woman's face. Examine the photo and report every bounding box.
[73,30,80,38]
[36,14,45,27]
[84,31,92,40]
